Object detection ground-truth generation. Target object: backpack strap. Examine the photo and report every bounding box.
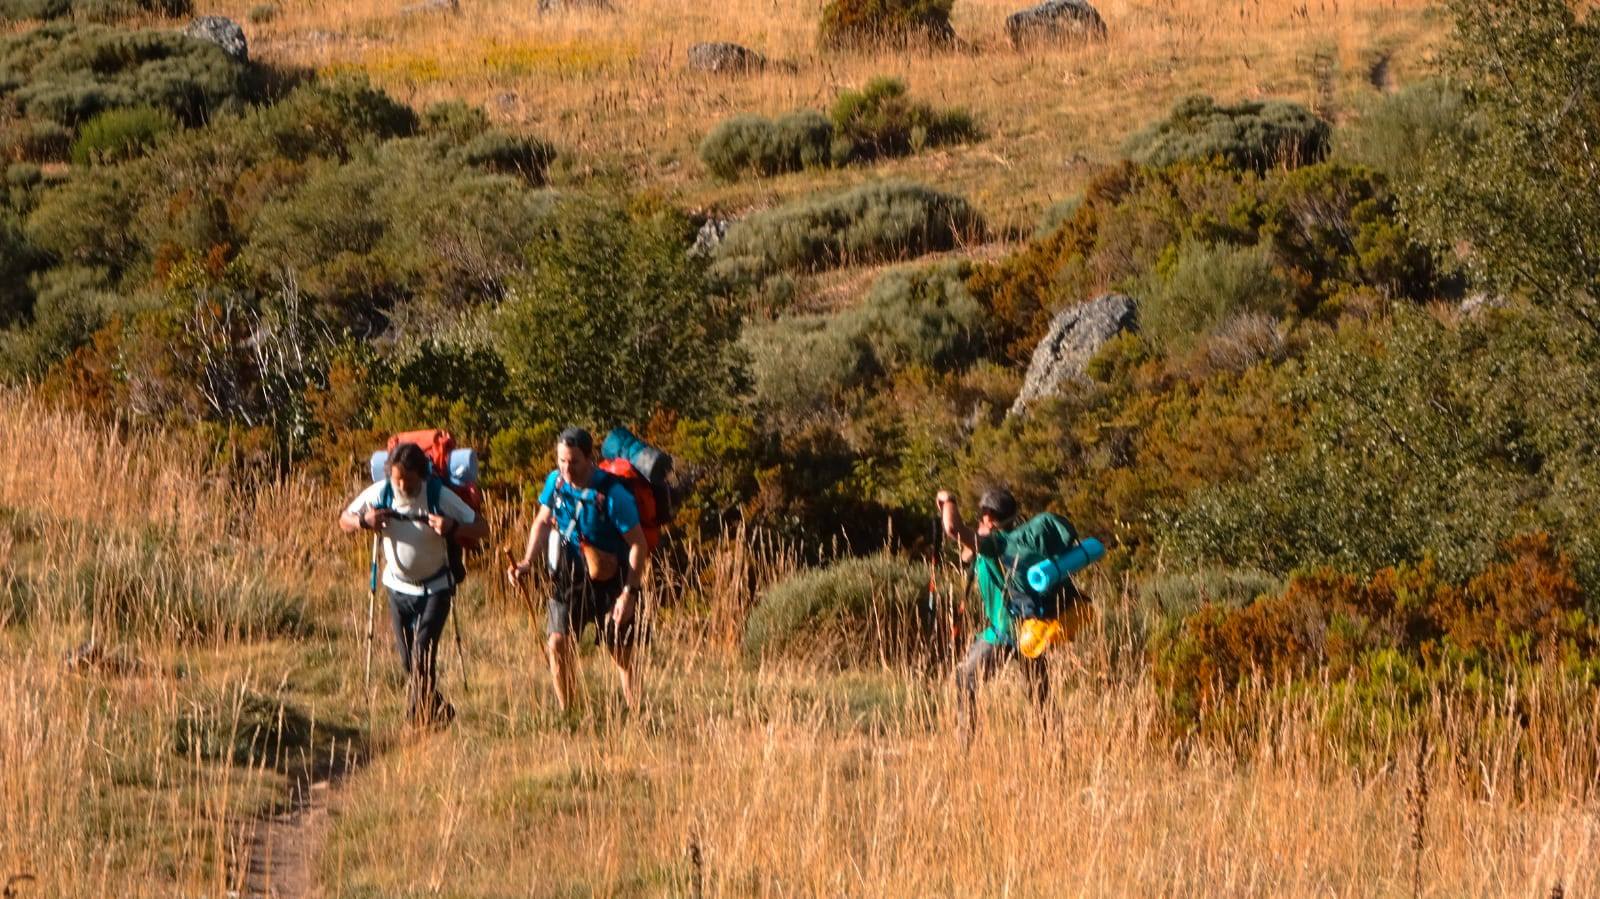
[425,476,444,516]
[376,481,395,511]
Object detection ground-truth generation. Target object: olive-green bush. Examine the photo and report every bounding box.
[742,262,984,418]
[818,0,954,49]
[1334,79,1472,185]
[1126,241,1294,352]
[0,23,248,130]
[493,198,743,426]
[1123,95,1329,171]
[711,180,984,287]
[69,105,175,164]
[829,76,977,163]
[743,553,929,667]
[699,78,976,180]
[698,110,834,180]
[0,0,191,22]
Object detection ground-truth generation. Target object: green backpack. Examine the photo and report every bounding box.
[989,512,1082,620]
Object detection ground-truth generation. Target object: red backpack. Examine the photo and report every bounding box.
[598,457,663,550]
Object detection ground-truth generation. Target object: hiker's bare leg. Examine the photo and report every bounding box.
[546,632,577,712]
[607,642,638,709]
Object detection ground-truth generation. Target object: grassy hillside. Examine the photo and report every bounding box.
[3,391,1598,896]
[202,0,1444,227]
[3,0,1600,893]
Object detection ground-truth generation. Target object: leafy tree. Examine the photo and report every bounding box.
[493,198,743,427]
[1411,0,1600,332]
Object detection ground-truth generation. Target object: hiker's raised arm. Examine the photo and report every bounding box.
[937,490,978,561]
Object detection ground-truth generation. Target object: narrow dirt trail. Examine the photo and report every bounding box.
[239,780,332,899]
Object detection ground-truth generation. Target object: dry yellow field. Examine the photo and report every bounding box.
[198,0,1445,227]
[3,392,1599,897]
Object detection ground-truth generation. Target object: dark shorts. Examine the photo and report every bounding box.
[547,550,636,648]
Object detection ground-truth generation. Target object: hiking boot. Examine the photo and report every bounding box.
[408,695,456,730]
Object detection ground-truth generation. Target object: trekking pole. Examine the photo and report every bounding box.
[364,531,379,707]
[452,597,470,697]
[501,547,539,622]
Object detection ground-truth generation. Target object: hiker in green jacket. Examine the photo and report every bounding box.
[937,485,1051,740]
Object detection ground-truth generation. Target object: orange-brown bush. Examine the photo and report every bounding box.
[1155,534,1600,726]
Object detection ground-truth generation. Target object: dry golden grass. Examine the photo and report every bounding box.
[4,388,1599,896]
[202,0,1445,228]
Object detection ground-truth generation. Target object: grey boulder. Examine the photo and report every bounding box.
[183,16,249,63]
[687,42,766,74]
[1009,293,1137,417]
[691,218,731,256]
[1006,0,1107,48]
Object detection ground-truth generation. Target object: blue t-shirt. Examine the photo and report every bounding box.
[539,469,640,557]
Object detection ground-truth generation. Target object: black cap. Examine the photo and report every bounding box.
[977,485,1017,523]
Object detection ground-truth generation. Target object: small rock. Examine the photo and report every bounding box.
[183,16,249,63]
[1009,293,1137,417]
[691,218,731,256]
[687,42,767,74]
[1006,0,1107,49]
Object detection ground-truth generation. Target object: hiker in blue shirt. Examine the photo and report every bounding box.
[937,485,1051,742]
[508,428,651,711]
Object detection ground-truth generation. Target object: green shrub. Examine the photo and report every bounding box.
[0,23,248,127]
[421,98,489,140]
[0,0,191,20]
[847,260,984,371]
[743,553,929,667]
[1334,79,1472,185]
[698,110,833,179]
[1138,567,1282,619]
[0,265,113,381]
[69,105,175,164]
[0,209,40,326]
[23,163,141,274]
[818,0,954,49]
[1035,194,1081,237]
[493,198,743,425]
[742,262,983,418]
[741,313,873,416]
[450,130,556,184]
[1123,95,1330,171]
[699,80,977,180]
[1162,306,1600,597]
[1408,0,1600,324]
[1128,241,1294,352]
[828,76,977,163]
[711,180,984,286]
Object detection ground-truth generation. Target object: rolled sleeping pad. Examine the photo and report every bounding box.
[447,448,478,485]
[1026,537,1106,594]
[368,448,479,486]
[601,427,671,484]
[369,450,389,484]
